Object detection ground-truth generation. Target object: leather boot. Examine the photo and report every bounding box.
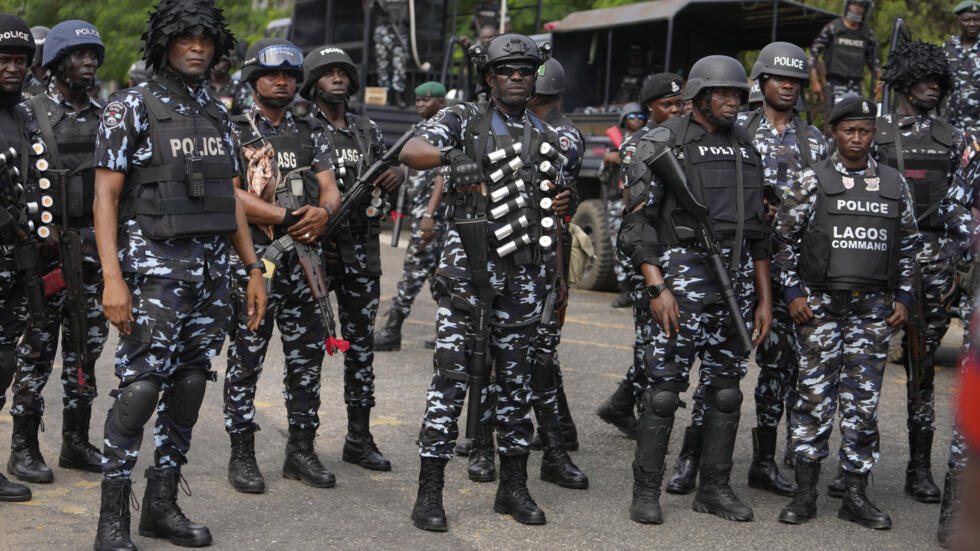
[8,414,53,483]
[59,405,103,472]
[555,386,579,451]
[838,471,892,529]
[538,426,588,489]
[630,400,672,524]
[94,478,137,551]
[905,427,940,503]
[411,457,448,532]
[693,401,753,522]
[827,465,845,498]
[455,438,473,457]
[373,309,405,352]
[597,381,637,439]
[748,426,795,496]
[778,456,821,524]
[467,420,495,483]
[138,466,213,547]
[282,426,336,488]
[666,426,701,495]
[611,284,632,308]
[494,454,546,525]
[0,472,31,502]
[937,470,959,548]
[228,431,265,494]
[342,406,391,471]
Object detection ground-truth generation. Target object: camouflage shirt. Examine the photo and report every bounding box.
[943,34,980,135]
[808,19,881,82]
[236,103,334,174]
[735,110,828,194]
[405,167,444,219]
[208,78,251,117]
[94,70,241,283]
[939,135,980,260]
[311,105,387,178]
[772,152,921,308]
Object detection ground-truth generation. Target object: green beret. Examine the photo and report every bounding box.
[414,81,446,98]
[954,0,980,13]
[828,96,877,125]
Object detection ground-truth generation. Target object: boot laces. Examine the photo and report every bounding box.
[231,437,262,478]
[633,469,663,501]
[419,463,445,509]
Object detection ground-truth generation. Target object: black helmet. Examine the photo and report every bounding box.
[534,57,564,95]
[29,25,47,66]
[748,79,763,105]
[750,41,809,82]
[683,55,749,102]
[843,0,873,22]
[300,45,358,100]
[141,0,236,72]
[469,32,542,76]
[0,15,35,58]
[241,38,303,86]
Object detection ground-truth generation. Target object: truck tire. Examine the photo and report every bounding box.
[570,198,617,291]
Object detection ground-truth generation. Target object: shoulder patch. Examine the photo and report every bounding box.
[559,134,571,151]
[103,101,127,130]
[963,137,980,168]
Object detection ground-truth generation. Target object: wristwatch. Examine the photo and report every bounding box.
[646,283,668,299]
[245,260,266,274]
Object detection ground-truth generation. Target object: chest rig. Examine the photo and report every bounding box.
[826,19,871,81]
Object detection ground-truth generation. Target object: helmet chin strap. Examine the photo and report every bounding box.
[907,94,939,112]
[257,94,292,109]
[697,93,735,131]
[315,87,346,105]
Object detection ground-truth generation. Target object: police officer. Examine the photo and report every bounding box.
[223,38,341,494]
[774,97,921,529]
[92,1,267,548]
[737,41,828,498]
[871,40,969,506]
[208,53,249,116]
[375,81,448,352]
[613,45,647,105]
[301,45,399,472]
[8,19,109,484]
[809,0,881,106]
[0,12,43,504]
[944,0,980,135]
[609,102,647,309]
[400,32,569,531]
[21,25,47,100]
[371,0,409,107]
[597,73,685,444]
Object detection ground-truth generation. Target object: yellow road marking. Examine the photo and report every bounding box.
[563,316,630,329]
[560,338,632,351]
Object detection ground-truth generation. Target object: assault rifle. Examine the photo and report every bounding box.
[0,147,45,320]
[59,175,91,389]
[881,17,910,116]
[390,175,407,247]
[905,268,927,408]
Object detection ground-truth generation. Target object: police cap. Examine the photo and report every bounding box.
[640,73,684,103]
[954,0,980,13]
[827,96,877,125]
[415,81,446,98]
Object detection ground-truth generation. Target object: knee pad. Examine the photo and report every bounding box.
[529,351,557,393]
[710,387,743,414]
[640,389,680,418]
[111,378,162,436]
[167,370,208,427]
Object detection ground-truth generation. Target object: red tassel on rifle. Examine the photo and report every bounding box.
[326,337,351,356]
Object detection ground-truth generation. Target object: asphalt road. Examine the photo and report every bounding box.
[1,233,963,550]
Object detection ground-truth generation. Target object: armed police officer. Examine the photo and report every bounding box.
[620,56,773,525]
[872,41,968,506]
[301,46,400,473]
[21,26,47,100]
[375,81,448,352]
[91,1,267,548]
[223,38,341,494]
[609,102,647,309]
[737,41,828,498]
[809,0,881,107]
[0,13,46,505]
[774,97,921,530]
[8,19,110,484]
[400,32,568,531]
[944,0,980,135]
[207,54,249,116]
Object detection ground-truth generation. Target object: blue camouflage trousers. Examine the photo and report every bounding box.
[224,245,326,435]
[418,262,548,458]
[327,241,380,408]
[391,215,447,317]
[753,285,798,430]
[11,256,108,417]
[947,291,974,473]
[790,288,894,474]
[101,273,231,479]
[607,197,631,285]
[0,264,28,412]
[373,25,407,93]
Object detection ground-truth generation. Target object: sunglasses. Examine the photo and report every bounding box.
[625,113,647,120]
[492,63,537,77]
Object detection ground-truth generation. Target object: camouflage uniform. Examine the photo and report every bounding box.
[208,78,251,117]
[10,82,109,419]
[943,34,980,135]
[372,0,408,95]
[223,105,334,436]
[808,19,881,105]
[95,73,240,479]
[773,153,920,473]
[20,73,47,101]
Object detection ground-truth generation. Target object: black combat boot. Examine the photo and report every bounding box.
[837,471,892,529]
[373,309,405,352]
[467,420,495,483]
[494,454,546,525]
[94,478,137,551]
[748,426,795,496]
[282,426,336,488]
[342,406,391,471]
[59,405,103,472]
[693,397,753,522]
[555,386,579,451]
[827,465,845,497]
[597,381,637,439]
[228,431,265,494]
[778,456,821,524]
[611,284,632,308]
[411,457,449,532]
[666,426,701,494]
[455,438,473,457]
[8,414,53,483]
[630,398,673,524]
[0,472,31,502]
[138,466,212,546]
[538,426,588,489]
[937,470,959,548]
[905,427,940,503]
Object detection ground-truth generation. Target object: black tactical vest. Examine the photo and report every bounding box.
[119,85,238,240]
[29,95,99,228]
[799,158,902,290]
[654,115,769,246]
[825,19,871,81]
[875,117,954,230]
[0,107,35,246]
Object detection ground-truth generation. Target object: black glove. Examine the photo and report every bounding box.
[441,149,482,189]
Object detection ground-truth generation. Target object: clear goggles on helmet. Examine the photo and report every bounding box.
[255,44,303,69]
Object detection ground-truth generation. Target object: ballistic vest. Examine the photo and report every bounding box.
[825,19,872,82]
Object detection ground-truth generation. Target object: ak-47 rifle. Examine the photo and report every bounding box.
[881,17,910,115]
[0,147,45,320]
[906,267,927,408]
[58,173,91,388]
